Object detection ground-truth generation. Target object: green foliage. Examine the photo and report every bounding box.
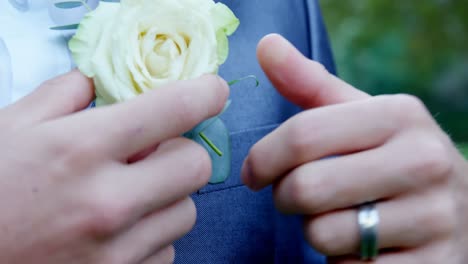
[50,0,119,30]
[320,0,468,141]
[459,143,468,158]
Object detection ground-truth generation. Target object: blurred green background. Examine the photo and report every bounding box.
[320,0,468,157]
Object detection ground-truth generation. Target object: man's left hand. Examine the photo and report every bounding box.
[242,34,468,263]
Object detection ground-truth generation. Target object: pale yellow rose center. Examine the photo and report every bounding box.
[139,29,190,79]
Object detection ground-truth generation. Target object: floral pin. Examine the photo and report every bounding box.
[52,0,256,184]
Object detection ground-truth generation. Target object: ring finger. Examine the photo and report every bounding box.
[327,240,454,264]
[303,188,455,256]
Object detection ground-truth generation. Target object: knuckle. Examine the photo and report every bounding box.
[81,194,133,237]
[286,172,308,208]
[68,147,102,170]
[308,60,329,76]
[70,139,100,159]
[380,94,429,125]
[44,137,102,180]
[305,217,341,255]
[46,136,73,158]
[393,94,426,114]
[174,93,199,126]
[281,169,324,213]
[305,61,335,101]
[421,195,457,238]
[410,137,454,184]
[286,117,315,160]
[49,134,100,163]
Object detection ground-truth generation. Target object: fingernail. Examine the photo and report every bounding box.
[241,160,260,191]
[260,34,291,66]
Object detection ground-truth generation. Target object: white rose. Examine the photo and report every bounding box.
[69,0,239,106]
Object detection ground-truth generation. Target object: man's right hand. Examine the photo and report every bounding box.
[0,70,228,264]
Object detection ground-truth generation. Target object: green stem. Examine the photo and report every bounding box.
[228,75,259,87]
[199,132,223,157]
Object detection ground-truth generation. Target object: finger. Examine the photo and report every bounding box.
[41,74,228,160]
[2,70,94,129]
[141,245,175,264]
[328,241,453,264]
[257,34,369,109]
[327,251,420,264]
[273,129,452,214]
[242,94,436,190]
[105,198,194,264]
[100,137,210,219]
[303,189,455,256]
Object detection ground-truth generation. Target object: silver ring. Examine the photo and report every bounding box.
[358,202,379,261]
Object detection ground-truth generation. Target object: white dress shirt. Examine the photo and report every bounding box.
[0,0,98,107]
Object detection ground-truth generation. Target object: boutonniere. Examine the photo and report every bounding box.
[51,0,257,184]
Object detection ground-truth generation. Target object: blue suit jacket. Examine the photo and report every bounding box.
[175,0,335,262]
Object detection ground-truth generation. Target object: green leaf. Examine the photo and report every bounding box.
[54,1,84,8]
[50,24,80,30]
[184,118,231,184]
[458,143,468,159]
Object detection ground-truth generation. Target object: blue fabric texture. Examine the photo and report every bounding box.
[174,0,335,263]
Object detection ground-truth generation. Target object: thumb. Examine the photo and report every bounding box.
[257,34,369,109]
